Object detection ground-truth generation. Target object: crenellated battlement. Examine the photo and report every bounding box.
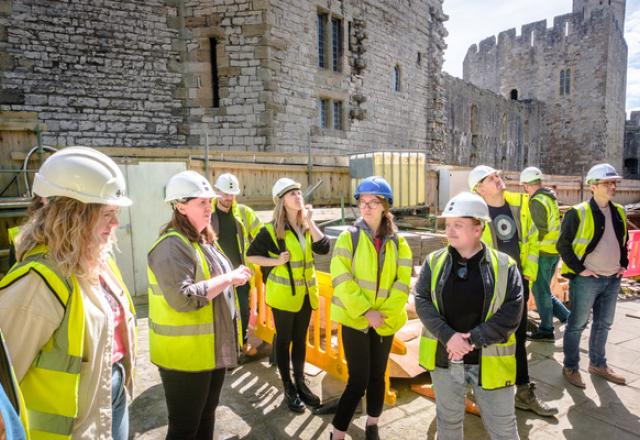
[464,9,622,59]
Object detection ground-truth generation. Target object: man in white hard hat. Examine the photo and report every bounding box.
[211,173,263,357]
[520,167,570,342]
[469,165,557,417]
[416,192,523,439]
[557,163,628,388]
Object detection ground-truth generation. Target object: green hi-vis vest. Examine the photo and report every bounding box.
[531,192,561,255]
[560,201,627,276]
[418,247,517,389]
[263,223,319,312]
[481,191,539,282]
[211,200,263,284]
[0,329,30,439]
[147,230,242,372]
[7,225,20,246]
[330,228,413,336]
[0,245,85,440]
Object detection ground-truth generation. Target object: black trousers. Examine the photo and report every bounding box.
[236,283,251,344]
[515,278,530,385]
[271,294,312,382]
[159,367,226,440]
[332,326,394,432]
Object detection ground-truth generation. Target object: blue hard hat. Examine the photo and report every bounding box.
[354,176,393,206]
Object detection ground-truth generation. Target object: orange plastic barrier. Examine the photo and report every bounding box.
[250,269,406,405]
[624,230,640,278]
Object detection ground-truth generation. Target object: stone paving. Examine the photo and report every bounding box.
[129,297,640,439]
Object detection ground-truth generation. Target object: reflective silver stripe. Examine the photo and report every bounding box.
[149,283,163,296]
[249,218,261,232]
[356,278,377,291]
[573,238,590,245]
[149,320,214,337]
[397,258,412,268]
[269,274,307,287]
[391,280,410,295]
[333,247,352,259]
[333,272,354,288]
[421,326,435,339]
[489,252,510,316]
[483,343,516,357]
[377,288,389,299]
[332,295,345,308]
[288,260,305,269]
[35,351,82,374]
[527,254,539,264]
[28,409,75,436]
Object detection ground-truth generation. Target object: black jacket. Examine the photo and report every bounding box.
[414,244,523,369]
[556,197,628,278]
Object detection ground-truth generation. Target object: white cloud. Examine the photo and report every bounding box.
[625,4,640,115]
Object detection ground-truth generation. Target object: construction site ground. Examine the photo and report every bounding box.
[128,293,640,440]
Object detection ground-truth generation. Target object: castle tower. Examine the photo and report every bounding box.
[463,3,627,175]
[573,0,626,31]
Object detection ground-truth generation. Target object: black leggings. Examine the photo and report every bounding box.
[159,367,226,440]
[516,278,530,385]
[332,326,394,432]
[271,295,312,382]
[236,283,251,343]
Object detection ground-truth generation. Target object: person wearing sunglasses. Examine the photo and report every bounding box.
[415,191,523,440]
[468,165,557,417]
[557,164,628,388]
[329,176,412,440]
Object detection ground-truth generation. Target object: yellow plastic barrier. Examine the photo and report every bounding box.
[250,269,406,405]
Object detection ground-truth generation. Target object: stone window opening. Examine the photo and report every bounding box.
[530,31,535,47]
[417,52,422,65]
[317,11,343,72]
[560,68,571,96]
[564,21,570,37]
[510,89,518,100]
[393,65,401,92]
[209,37,220,108]
[318,97,344,130]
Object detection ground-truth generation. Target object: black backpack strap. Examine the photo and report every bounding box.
[276,236,296,296]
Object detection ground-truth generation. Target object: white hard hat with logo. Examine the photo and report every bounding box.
[520,166,543,184]
[585,163,622,185]
[468,165,498,192]
[272,177,301,204]
[440,191,491,222]
[32,146,132,206]
[214,173,241,196]
[165,170,216,203]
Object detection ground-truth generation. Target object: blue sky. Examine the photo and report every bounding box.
[443,0,640,117]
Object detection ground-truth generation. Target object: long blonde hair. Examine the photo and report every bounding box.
[17,197,112,280]
[272,195,308,240]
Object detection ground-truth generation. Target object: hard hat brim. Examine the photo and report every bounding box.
[214,185,241,196]
[276,183,302,199]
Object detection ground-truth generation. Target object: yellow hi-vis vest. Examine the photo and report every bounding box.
[330,228,412,336]
[0,245,135,440]
[263,223,319,312]
[531,192,561,255]
[7,225,20,246]
[0,329,30,439]
[147,230,242,371]
[482,191,539,282]
[211,199,263,287]
[418,247,517,389]
[0,245,85,440]
[560,201,627,276]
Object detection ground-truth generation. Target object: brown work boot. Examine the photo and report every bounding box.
[563,367,586,388]
[515,383,559,417]
[588,365,626,385]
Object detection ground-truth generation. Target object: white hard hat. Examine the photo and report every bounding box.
[468,165,498,192]
[214,173,241,196]
[32,146,132,206]
[585,163,622,185]
[440,191,491,222]
[165,170,216,203]
[520,166,543,184]
[272,177,301,204]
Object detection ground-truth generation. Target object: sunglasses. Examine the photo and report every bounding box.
[456,260,469,280]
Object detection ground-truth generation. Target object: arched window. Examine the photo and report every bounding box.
[510,89,518,100]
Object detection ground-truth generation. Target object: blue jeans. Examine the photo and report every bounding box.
[563,275,620,369]
[532,255,570,333]
[112,362,129,440]
[430,365,519,440]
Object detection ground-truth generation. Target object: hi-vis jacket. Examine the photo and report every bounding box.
[0,245,136,440]
[330,220,412,336]
[557,198,628,278]
[415,245,523,389]
[530,188,561,255]
[147,230,242,372]
[482,191,539,282]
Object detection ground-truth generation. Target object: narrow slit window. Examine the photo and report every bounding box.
[318,98,329,128]
[318,13,327,68]
[331,17,343,72]
[393,65,400,92]
[210,38,220,108]
[333,101,343,130]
